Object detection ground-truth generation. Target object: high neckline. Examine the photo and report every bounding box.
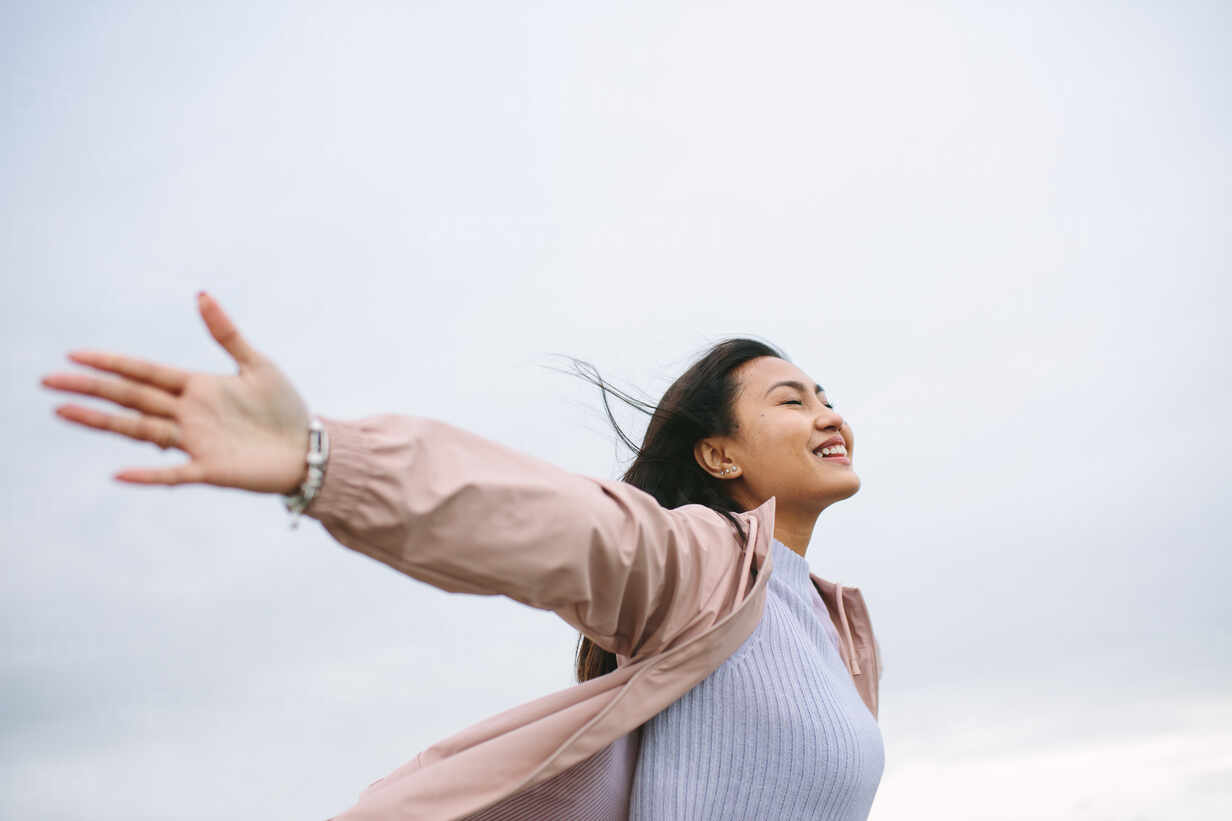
[769,538,815,596]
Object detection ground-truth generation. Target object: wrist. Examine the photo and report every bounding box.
[283,462,310,496]
[282,425,313,494]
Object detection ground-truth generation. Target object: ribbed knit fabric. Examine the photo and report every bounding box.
[628,539,884,820]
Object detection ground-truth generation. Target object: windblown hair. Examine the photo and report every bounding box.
[568,338,788,683]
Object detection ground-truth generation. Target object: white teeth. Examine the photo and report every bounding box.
[818,444,848,457]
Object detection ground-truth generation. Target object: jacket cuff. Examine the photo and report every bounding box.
[303,415,375,526]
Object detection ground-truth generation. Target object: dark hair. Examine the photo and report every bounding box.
[567,338,788,683]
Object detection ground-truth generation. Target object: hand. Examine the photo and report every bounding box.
[41,292,313,494]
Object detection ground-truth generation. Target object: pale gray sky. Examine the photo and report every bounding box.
[5,1,1230,819]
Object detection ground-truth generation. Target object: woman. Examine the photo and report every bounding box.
[40,292,884,820]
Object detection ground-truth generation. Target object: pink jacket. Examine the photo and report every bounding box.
[306,414,882,820]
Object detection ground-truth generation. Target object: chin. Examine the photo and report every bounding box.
[826,474,862,503]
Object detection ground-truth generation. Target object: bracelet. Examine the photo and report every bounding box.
[282,417,330,530]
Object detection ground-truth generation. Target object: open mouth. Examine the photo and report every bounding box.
[813,442,850,463]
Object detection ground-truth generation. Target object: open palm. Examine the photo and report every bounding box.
[40,292,312,494]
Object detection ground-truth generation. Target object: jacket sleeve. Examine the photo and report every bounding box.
[304,414,751,660]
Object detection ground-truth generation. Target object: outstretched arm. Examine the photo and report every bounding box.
[40,292,753,661]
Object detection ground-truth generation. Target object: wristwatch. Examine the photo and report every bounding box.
[282,417,329,529]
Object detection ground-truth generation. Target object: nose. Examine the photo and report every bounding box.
[815,406,844,431]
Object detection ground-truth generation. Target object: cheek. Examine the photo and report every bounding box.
[736,414,813,473]
[756,428,810,468]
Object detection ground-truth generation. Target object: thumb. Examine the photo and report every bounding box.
[197,291,260,369]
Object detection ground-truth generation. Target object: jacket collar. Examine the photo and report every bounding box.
[744,496,879,717]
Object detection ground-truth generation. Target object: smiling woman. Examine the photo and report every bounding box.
[566,342,861,680]
[39,293,883,820]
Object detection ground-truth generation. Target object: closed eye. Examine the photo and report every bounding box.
[780,400,836,409]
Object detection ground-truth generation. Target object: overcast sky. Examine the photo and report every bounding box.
[5,1,1229,819]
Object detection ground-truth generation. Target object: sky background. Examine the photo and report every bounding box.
[4,1,1229,818]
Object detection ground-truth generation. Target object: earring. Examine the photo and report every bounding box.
[720,465,738,477]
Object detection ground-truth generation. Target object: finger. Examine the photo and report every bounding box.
[53,403,184,451]
[197,291,260,369]
[114,462,207,486]
[63,349,189,395]
[41,371,178,419]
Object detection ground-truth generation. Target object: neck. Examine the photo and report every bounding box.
[772,506,820,557]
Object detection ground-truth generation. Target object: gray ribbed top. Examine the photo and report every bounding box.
[628,539,884,820]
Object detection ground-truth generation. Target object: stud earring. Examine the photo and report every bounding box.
[720,465,738,477]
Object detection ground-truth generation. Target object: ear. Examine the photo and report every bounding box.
[693,437,736,479]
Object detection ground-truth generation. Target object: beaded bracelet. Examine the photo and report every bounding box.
[282,417,329,529]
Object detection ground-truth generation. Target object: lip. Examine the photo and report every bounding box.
[814,435,845,451]
[812,436,851,465]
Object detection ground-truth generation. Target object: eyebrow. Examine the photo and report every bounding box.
[763,380,824,397]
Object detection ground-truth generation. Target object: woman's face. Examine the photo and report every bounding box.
[696,356,859,514]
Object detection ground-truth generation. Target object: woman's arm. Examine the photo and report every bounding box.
[307,413,750,660]
[39,292,751,662]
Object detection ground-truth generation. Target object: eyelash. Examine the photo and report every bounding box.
[780,400,835,409]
